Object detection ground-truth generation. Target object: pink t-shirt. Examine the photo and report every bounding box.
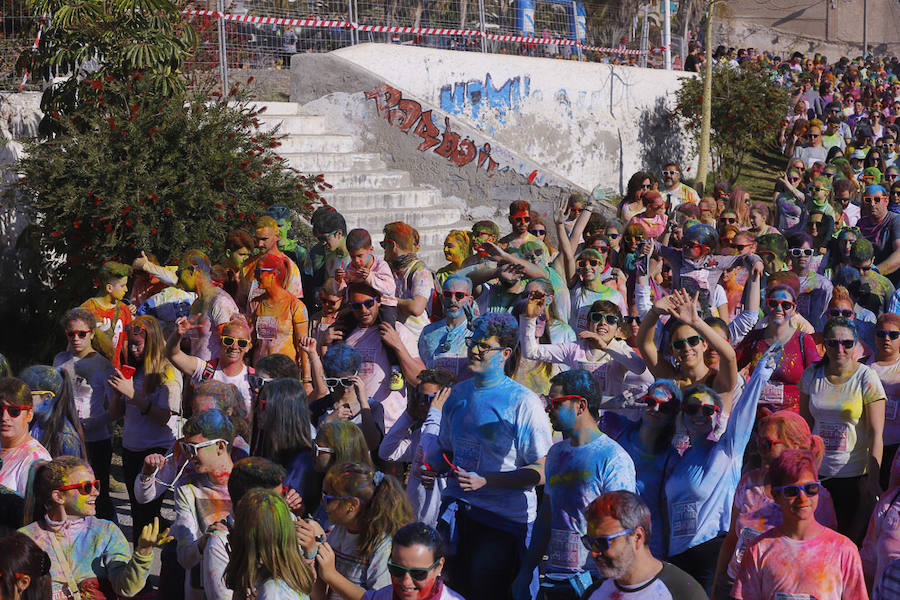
[344,322,419,432]
[862,487,900,600]
[867,357,900,446]
[733,526,868,600]
[346,255,397,307]
[0,438,51,494]
[726,469,838,579]
[629,213,668,239]
[188,290,240,361]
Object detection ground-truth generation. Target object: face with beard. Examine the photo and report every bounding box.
[585,515,638,580]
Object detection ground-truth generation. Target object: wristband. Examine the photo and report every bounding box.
[303,545,319,560]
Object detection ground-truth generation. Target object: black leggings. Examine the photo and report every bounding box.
[822,475,871,545]
[85,439,115,522]
[122,446,169,544]
[669,533,726,596]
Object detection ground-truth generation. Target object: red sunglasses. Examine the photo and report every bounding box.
[547,395,584,410]
[56,480,101,495]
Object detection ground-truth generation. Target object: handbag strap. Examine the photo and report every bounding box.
[47,531,83,600]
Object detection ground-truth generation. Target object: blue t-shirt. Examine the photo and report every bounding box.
[545,434,636,573]
[418,319,471,381]
[664,356,775,556]
[436,377,553,523]
[283,449,321,514]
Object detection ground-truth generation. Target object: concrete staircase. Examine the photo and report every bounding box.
[253,101,460,269]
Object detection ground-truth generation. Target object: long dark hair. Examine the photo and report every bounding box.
[19,367,87,459]
[0,533,52,600]
[254,378,313,466]
[623,171,653,205]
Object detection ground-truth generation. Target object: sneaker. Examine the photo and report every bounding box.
[108,475,127,493]
[389,367,404,391]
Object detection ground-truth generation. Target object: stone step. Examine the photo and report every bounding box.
[320,170,411,190]
[245,101,300,115]
[283,152,386,173]
[336,203,462,230]
[278,134,356,154]
[320,186,443,210]
[258,114,330,135]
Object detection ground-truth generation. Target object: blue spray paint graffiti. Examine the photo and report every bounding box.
[439,74,532,124]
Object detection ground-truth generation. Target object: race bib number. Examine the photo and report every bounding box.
[577,361,609,393]
[761,381,785,405]
[575,307,590,332]
[548,529,582,570]
[255,316,278,340]
[820,423,849,452]
[887,397,899,422]
[357,347,377,377]
[774,594,815,600]
[672,501,698,537]
[736,527,764,565]
[454,439,482,472]
[434,356,462,376]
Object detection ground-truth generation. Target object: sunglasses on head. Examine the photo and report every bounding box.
[824,338,855,349]
[181,438,225,458]
[789,248,814,257]
[588,313,619,325]
[221,336,250,349]
[55,479,101,495]
[387,560,440,582]
[349,298,377,311]
[767,298,795,311]
[877,329,900,340]
[577,258,601,268]
[827,308,854,318]
[528,228,547,236]
[0,405,30,418]
[581,529,633,553]
[670,335,702,350]
[682,403,720,417]
[442,290,468,301]
[774,481,821,498]
[313,442,333,456]
[66,330,90,339]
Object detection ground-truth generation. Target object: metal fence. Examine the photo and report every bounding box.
[1,0,668,91]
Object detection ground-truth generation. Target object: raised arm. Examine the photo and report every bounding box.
[298,337,328,402]
[165,316,204,377]
[636,296,678,379]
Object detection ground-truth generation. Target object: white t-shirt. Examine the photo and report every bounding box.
[257,578,310,600]
[190,360,253,416]
[586,562,707,599]
[0,438,51,494]
[188,290,240,362]
[326,526,391,600]
[362,583,464,600]
[866,356,900,446]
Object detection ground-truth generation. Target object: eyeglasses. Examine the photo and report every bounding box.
[387,560,441,582]
[662,170,679,176]
[221,336,250,349]
[732,243,754,251]
[66,330,91,339]
[55,480,101,495]
[547,395,583,410]
[581,529,633,553]
[682,403,720,417]
[180,438,225,458]
[465,339,508,354]
[588,313,620,325]
[718,217,737,224]
[442,290,468,301]
[622,316,641,325]
[827,308,854,318]
[349,299,377,311]
[576,258,601,268]
[0,405,30,418]
[876,329,900,340]
[528,228,547,236]
[127,325,147,337]
[789,248,814,257]
[670,335,702,350]
[766,298,796,312]
[324,376,355,389]
[249,373,273,390]
[774,481,821,498]
[314,443,333,456]
[639,395,678,413]
[825,338,855,350]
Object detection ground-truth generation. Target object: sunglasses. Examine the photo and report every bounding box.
[718,217,737,224]
[577,259,601,268]
[30,390,56,401]
[639,395,678,413]
[349,299,377,311]
[66,330,91,339]
[581,529,633,553]
[827,308,854,318]
[528,228,547,236]
[547,394,583,410]
[255,267,275,277]
[670,335,702,350]
[414,391,436,405]
[877,329,900,340]
[56,479,101,495]
[512,216,531,223]
[0,405,30,418]
[324,376,355,389]
[588,313,619,325]
[473,231,495,239]
[825,338,855,350]
[863,196,885,204]
[593,243,610,253]
[662,170,679,176]
[766,298,796,312]
[221,336,250,349]
[682,403,720,417]
[314,443,333,455]
[639,184,653,190]
[813,186,830,193]
[807,221,823,228]
[788,177,801,183]
[774,481,821,498]
[622,316,641,325]
[181,438,225,458]
[442,290,468,301]
[387,560,440,582]
[606,233,620,239]
[249,373,272,390]
[684,241,710,252]
[789,248,814,257]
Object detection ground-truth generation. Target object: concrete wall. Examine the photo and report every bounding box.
[309,44,696,195]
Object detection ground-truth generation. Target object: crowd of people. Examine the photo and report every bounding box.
[6,48,900,600]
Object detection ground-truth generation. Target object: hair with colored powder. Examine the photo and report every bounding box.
[60,307,97,331]
[442,273,472,294]
[0,354,9,378]
[757,411,825,467]
[392,522,445,561]
[0,376,32,409]
[183,409,235,448]
[749,203,772,224]
[25,456,90,523]
[472,220,499,238]
[383,222,419,253]
[255,215,279,231]
[766,449,819,489]
[319,278,344,299]
[0,533,51,600]
[322,344,362,378]
[642,190,663,207]
[257,252,291,287]
[756,233,788,260]
[829,286,855,310]
[417,368,456,389]
[129,315,175,397]
[549,369,600,418]
[179,249,212,275]
[312,206,347,237]
[256,379,313,462]
[18,366,87,459]
[850,237,875,265]
[254,353,300,380]
[324,462,413,556]
[683,382,724,410]
[786,232,814,250]
[471,313,518,349]
[345,229,372,253]
[817,316,858,367]
[585,491,652,541]
[726,187,751,225]
[519,240,545,258]
[225,489,314,597]
[315,422,374,469]
[623,222,646,240]
[193,380,250,441]
[766,271,800,300]
[227,457,286,505]
[96,261,132,289]
[225,229,254,252]
[509,200,531,215]
[877,312,900,329]
[444,230,471,257]
[675,203,701,220]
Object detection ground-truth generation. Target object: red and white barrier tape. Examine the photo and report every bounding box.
[181,9,664,55]
[18,14,48,91]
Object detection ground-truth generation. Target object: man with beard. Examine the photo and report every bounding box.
[581,491,708,599]
[418,274,473,381]
[660,162,700,214]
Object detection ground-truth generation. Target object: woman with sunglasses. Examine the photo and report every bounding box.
[0,533,51,600]
[617,171,654,223]
[821,226,860,278]
[526,213,557,261]
[224,489,314,600]
[663,339,779,593]
[21,456,172,599]
[815,286,875,359]
[628,191,668,240]
[806,209,835,255]
[570,248,627,333]
[311,278,344,345]
[866,313,900,491]
[0,378,51,495]
[435,230,471,287]
[800,316,886,543]
[109,314,183,543]
[167,315,254,415]
[732,450,867,600]
[712,413,836,600]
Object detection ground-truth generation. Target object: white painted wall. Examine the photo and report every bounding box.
[331,44,697,193]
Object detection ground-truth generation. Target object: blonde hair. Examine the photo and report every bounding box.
[130,315,176,395]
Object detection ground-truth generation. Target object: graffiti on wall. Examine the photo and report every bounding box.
[365,83,499,174]
[439,74,532,124]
